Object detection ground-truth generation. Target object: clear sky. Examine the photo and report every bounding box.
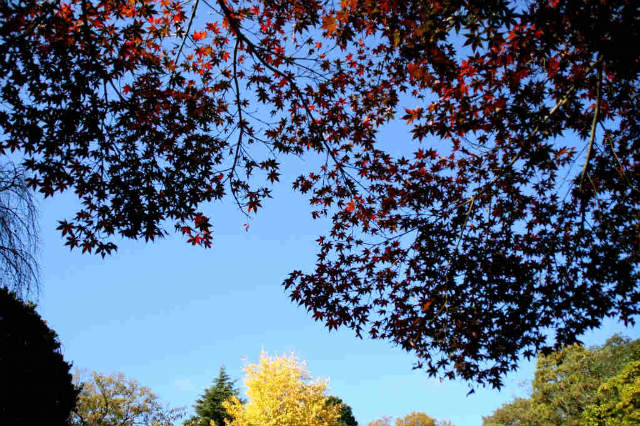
[34,164,639,426]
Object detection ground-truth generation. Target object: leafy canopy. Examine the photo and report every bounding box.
[482,335,640,426]
[367,416,394,426]
[71,371,185,426]
[1,0,639,387]
[582,361,640,425]
[367,413,449,426]
[482,399,536,426]
[222,351,342,425]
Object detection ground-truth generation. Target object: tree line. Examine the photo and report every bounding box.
[3,285,640,425]
[2,285,454,425]
[70,352,453,426]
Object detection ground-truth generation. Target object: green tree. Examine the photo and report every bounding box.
[71,371,185,426]
[184,367,242,426]
[582,361,640,425]
[483,336,640,425]
[482,398,537,426]
[326,396,357,426]
[529,344,603,424]
[0,287,79,425]
[530,337,640,425]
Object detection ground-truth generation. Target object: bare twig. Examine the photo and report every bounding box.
[229,38,249,216]
[175,0,200,61]
[0,163,40,301]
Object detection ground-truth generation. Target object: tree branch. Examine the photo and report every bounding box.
[579,60,603,189]
[176,0,200,61]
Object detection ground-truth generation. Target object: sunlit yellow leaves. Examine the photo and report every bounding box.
[222,351,341,425]
[582,361,640,425]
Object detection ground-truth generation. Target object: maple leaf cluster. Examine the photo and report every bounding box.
[1,0,638,387]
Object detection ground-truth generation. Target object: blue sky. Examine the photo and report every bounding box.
[34,163,639,426]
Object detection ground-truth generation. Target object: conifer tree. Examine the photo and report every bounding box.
[185,367,242,426]
[326,396,358,426]
[0,287,79,425]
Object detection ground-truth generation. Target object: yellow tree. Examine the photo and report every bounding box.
[396,412,436,426]
[222,351,341,425]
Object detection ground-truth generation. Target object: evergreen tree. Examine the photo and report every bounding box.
[326,396,358,426]
[185,367,242,426]
[0,287,79,425]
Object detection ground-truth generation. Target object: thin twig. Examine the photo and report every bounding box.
[175,0,200,62]
[443,194,476,278]
[229,38,249,216]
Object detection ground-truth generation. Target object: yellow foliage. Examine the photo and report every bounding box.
[367,415,393,426]
[222,351,341,425]
[396,411,436,426]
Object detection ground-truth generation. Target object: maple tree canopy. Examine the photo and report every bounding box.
[1,0,638,388]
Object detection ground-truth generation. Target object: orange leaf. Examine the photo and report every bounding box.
[321,15,337,35]
[192,31,207,41]
[341,0,357,11]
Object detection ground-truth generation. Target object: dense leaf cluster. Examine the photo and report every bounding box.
[1,0,638,386]
[326,396,358,426]
[222,351,342,425]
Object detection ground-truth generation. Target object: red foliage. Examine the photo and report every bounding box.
[1,0,639,387]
